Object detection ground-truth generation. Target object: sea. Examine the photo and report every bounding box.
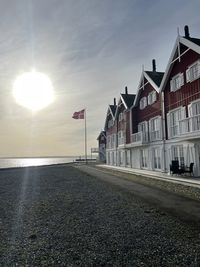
[0,157,78,169]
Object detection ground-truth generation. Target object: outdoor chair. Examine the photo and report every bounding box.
[183,163,194,176]
[170,160,184,175]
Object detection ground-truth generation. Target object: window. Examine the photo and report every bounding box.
[141,149,148,168]
[107,136,111,149]
[119,112,123,122]
[108,119,113,128]
[186,60,200,82]
[138,121,148,142]
[188,100,200,116]
[148,91,157,105]
[171,145,184,166]
[111,134,116,148]
[170,73,184,92]
[140,97,147,110]
[119,151,123,165]
[149,117,161,141]
[138,121,148,133]
[167,107,185,137]
[153,148,161,169]
[188,100,200,131]
[125,150,130,166]
[118,131,124,145]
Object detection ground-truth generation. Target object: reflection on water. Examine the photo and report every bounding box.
[0,157,77,169]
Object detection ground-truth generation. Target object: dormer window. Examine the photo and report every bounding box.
[186,60,200,82]
[119,112,123,122]
[148,91,157,105]
[140,97,147,110]
[170,73,184,92]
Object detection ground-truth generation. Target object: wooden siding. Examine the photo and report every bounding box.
[132,78,161,133]
[164,46,200,113]
[105,113,117,136]
[125,111,131,144]
[164,47,200,139]
[117,104,125,131]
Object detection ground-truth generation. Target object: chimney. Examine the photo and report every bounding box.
[114,98,116,106]
[125,86,128,94]
[184,25,190,38]
[152,59,156,72]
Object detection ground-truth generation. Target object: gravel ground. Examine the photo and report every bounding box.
[0,165,199,266]
[95,166,200,201]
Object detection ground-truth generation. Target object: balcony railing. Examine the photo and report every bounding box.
[169,125,179,137]
[118,137,125,146]
[131,131,149,144]
[149,130,161,141]
[179,114,200,135]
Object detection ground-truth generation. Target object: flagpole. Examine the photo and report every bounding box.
[85,109,88,164]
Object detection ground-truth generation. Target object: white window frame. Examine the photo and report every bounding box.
[119,112,123,122]
[148,91,157,105]
[139,97,147,110]
[149,116,161,141]
[118,130,124,145]
[188,99,200,117]
[171,145,184,166]
[170,72,184,92]
[111,134,116,148]
[108,119,113,128]
[186,60,200,83]
[141,149,148,168]
[153,147,161,170]
[167,107,186,138]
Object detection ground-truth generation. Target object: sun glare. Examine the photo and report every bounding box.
[13,71,54,111]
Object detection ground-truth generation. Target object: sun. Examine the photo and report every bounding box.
[13,71,54,111]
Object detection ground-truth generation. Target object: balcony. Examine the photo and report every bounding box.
[131,131,149,145]
[149,130,162,141]
[179,114,200,136]
[118,137,125,146]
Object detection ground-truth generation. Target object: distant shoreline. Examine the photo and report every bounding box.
[0,156,79,159]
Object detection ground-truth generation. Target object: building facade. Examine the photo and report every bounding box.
[102,25,200,177]
[160,26,200,176]
[97,131,106,162]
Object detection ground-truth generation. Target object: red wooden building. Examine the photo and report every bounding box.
[160,25,200,175]
[104,99,117,165]
[101,25,200,176]
[130,60,164,170]
[115,87,135,166]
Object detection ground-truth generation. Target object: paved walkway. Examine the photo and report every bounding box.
[98,164,200,189]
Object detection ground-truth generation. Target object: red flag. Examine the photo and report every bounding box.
[72,109,85,119]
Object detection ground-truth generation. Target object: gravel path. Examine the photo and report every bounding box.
[0,165,199,266]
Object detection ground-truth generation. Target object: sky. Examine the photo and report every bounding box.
[0,0,200,157]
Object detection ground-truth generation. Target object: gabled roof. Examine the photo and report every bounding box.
[145,71,164,87]
[97,130,106,140]
[115,93,136,119]
[133,69,164,107]
[109,105,117,116]
[160,34,200,92]
[121,93,136,109]
[104,104,117,130]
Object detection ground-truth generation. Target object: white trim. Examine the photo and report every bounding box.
[104,106,115,130]
[144,72,159,92]
[170,72,184,92]
[139,96,147,110]
[160,36,200,93]
[180,37,200,55]
[147,90,157,105]
[186,60,200,83]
